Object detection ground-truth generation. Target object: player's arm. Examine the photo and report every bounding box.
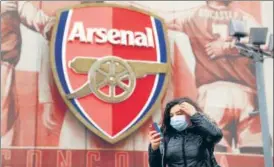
[39,42,53,105]
[38,41,56,129]
[17,1,55,40]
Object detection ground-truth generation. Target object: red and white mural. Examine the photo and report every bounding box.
[1,1,273,167]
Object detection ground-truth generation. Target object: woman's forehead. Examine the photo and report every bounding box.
[170,104,181,114]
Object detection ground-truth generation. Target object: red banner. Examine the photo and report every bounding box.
[2,149,270,167]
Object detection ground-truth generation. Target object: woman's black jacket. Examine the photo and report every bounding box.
[148,112,223,167]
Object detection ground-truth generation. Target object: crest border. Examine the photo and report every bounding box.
[50,2,171,144]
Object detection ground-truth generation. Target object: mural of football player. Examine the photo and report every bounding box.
[168,0,264,154]
[1,1,55,147]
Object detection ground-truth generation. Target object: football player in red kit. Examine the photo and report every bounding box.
[168,0,263,154]
[1,1,54,146]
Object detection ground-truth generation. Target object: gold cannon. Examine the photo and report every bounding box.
[67,56,170,103]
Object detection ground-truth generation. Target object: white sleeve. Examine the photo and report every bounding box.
[17,1,55,39]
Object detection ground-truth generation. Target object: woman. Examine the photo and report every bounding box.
[148,97,223,167]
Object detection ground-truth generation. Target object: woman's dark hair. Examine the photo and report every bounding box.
[160,97,203,135]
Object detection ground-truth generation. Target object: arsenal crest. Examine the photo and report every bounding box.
[51,3,170,143]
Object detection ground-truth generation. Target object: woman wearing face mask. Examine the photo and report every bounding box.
[148,97,223,167]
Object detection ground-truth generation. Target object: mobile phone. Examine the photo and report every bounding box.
[151,122,163,138]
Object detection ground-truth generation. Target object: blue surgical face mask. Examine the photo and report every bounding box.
[170,115,189,132]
